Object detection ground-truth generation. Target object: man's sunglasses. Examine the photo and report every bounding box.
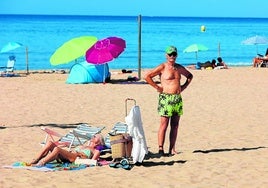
[168,52,177,57]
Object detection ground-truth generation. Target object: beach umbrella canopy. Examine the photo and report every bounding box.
[0,42,23,53]
[85,36,126,65]
[183,44,208,60]
[241,35,268,45]
[50,36,98,65]
[241,35,268,54]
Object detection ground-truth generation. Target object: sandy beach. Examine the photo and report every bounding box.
[1,67,268,188]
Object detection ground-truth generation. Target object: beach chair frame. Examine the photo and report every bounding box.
[40,123,105,150]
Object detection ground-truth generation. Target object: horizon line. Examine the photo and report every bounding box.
[0,13,267,19]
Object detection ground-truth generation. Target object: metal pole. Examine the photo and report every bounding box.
[138,15,142,80]
[218,42,221,57]
[26,46,29,75]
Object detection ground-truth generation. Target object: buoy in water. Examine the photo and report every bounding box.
[201,25,206,32]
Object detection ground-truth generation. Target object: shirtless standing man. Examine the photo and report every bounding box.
[145,46,193,155]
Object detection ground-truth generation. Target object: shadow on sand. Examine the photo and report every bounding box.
[137,160,187,167]
[2,123,87,129]
[136,151,187,167]
[193,146,266,154]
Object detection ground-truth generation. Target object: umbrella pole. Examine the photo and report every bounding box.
[137,14,142,80]
[195,52,198,60]
[25,46,29,75]
[218,42,221,57]
[103,64,106,84]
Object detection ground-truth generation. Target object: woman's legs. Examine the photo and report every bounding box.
[30,141,57,164]
[31,141,78,166]
[40,147,78,165]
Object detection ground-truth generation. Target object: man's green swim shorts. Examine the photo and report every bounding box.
[158,93,183,117]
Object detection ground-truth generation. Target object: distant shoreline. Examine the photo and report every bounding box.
[12,66,258,77]
[13,64,253,74]
[1,14,268,19]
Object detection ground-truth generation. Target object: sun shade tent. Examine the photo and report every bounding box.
[66,61,110,84]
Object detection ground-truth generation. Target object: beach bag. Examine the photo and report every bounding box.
[109,133,132,159]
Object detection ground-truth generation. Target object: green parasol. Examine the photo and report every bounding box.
[50,36,98,65]
[183,44,209,60]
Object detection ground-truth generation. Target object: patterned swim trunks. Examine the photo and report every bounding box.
[158,93,183,117]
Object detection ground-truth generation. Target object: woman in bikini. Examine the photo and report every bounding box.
[29,134,105,166]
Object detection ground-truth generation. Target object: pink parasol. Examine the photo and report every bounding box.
[85,36,126,65]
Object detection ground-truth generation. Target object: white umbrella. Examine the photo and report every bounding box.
[241,35,268,54]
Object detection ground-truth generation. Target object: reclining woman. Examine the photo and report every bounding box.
[187,59,217,70]
[29,133,105,166]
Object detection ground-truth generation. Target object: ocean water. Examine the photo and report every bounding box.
[1,14,268,71]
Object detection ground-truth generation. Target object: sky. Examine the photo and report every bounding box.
[0,0,268,18]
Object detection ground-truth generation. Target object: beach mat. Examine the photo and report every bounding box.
[3,165,55,172]
[2,161,88,172]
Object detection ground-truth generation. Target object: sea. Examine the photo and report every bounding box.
[1,14,268,71]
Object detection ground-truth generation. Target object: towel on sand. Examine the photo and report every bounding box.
[3,161,88,172]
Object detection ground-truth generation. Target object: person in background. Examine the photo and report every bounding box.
[253,48,268,67]
[215,57,228,69]
[145,46,193,156]
[209,59,217,69]
[187,59,217,70]
[29,134,105,166]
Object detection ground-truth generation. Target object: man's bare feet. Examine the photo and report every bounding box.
[158,146,165,156]
[169,150,180,156]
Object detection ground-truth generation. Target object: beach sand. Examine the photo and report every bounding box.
[1,67,268,188]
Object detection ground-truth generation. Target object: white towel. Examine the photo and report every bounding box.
[125,105,148,163]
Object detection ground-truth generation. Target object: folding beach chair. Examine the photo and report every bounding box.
[41,123,105,150]
[103,121,129,149]
[0,55,16,77]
